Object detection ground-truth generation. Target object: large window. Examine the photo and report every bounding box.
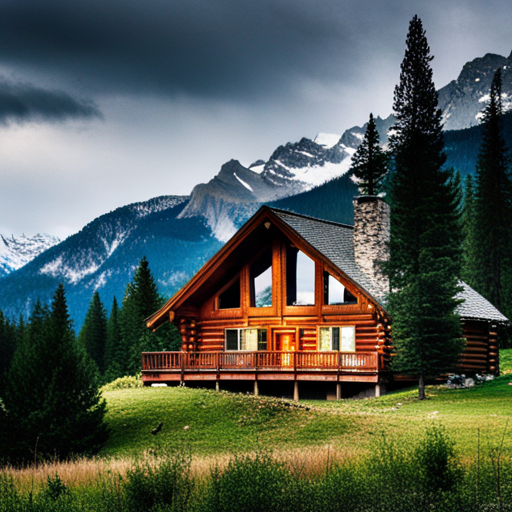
[218,278,240,309]
[250,249,273,307]
[286,246,315,306]
[225,329,268,351]
[323,272,357,305]
[319,326,355,352]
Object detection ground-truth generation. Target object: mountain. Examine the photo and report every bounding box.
[438,51,512,131]
[0,196,223,326]
[178,132,362,241]
[0,233,60,278]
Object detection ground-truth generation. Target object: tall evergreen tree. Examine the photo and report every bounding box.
[387,16,464,399]
[473,68,512,316]
[120,257,175,374]
[350,113,388,195]
[122,257,183,373]
[79,291,108,374]
[461,174,479,287]
[104,296,125,381]
[1,286,107,462]
[0,310,17,393]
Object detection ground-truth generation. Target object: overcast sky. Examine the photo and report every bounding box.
[0,0,511,239]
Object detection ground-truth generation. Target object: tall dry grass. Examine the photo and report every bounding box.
[1,444,361,491]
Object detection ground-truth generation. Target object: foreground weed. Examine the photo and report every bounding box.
[124,449,194,512]
[414,424,461,493]
[201,452,298,512]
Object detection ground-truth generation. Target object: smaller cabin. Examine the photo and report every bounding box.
[144,197,507,399]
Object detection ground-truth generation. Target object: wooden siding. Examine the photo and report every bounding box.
[459,320,499,375]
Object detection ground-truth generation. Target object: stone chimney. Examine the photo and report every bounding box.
[353,196,390,296]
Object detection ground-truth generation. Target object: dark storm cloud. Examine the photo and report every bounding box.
[0,81,101,124]
[0,0,509,103]
[0,0,403,100]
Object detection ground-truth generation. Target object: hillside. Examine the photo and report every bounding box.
[100,354,512,458]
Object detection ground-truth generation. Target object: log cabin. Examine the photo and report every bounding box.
[143,196,508,399]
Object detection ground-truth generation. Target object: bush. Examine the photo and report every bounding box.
[123,450,193,511]
[414,424,460,494]
[201,452,297,512]
[101,374,143,392]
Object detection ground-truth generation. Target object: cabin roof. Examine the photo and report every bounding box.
[456,282,508,323]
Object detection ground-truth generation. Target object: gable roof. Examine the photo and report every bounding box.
[456,282,508,323]
[146,205,508,330]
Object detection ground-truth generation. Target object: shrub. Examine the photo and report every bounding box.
[201,452,296,512]
[123,450,193,511]
[101,374,143,392]
[414,424,460,494]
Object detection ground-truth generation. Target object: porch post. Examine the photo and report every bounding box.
[215,380,220,392]
[375,382,381,398]
[336,382,342,400]
[293,380,299,402]
[180,352,185,386]
[254,379,259,397]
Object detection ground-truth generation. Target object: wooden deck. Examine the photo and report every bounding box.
[141,351,380,385]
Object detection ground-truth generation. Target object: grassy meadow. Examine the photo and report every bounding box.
[1,349,511,511]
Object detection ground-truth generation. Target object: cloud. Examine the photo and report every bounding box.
[0,81,102,124]
[0,0,509,106]
[0,0,390,101]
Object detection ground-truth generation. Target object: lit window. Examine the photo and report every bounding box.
[250,249,272,307]
[324,272,357,305]
[225,329,268,351]
[286,246,315,306]
[319,326,355,352]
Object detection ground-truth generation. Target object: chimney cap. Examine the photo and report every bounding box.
[354,195,387,204]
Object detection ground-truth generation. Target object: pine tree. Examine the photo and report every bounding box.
[120,257,164,373]
[0,310,17,393]
[104,296,125,381]
[350,113,388,195]
[1,286,107,462]
[473,68,512,316]
[461,174,479,287]
[120,257,182,374]
[78,291,108,374]
[387,16,464,399]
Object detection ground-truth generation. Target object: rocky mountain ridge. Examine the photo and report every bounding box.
[438,51,512,131]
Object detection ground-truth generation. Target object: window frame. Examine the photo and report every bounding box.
[318,326,356,352]
[224,328,268,351]
[285,244,316,307]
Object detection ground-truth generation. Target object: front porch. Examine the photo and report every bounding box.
[141,350,384,400]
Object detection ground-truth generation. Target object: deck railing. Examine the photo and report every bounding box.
[142,351,378,372]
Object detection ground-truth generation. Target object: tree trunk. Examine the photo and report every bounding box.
[418,373,425,400]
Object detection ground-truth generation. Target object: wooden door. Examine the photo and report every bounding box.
[276,333,295,366]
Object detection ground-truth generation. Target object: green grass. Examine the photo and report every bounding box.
[501,348,512,374]
[101,370,512,459]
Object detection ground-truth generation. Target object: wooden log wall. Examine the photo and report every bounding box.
[459,320,499,375]
[179,308,389,371]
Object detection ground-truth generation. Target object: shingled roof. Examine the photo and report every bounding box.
[270,207,508,324]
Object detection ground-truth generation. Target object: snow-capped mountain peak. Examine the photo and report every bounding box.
[314,133,341,149]
[0,233,60,277]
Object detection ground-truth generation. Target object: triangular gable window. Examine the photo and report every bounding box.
[218,278,241,309]
[250,248,272,307]
[323,272,357,305]
[286,245,315,306]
